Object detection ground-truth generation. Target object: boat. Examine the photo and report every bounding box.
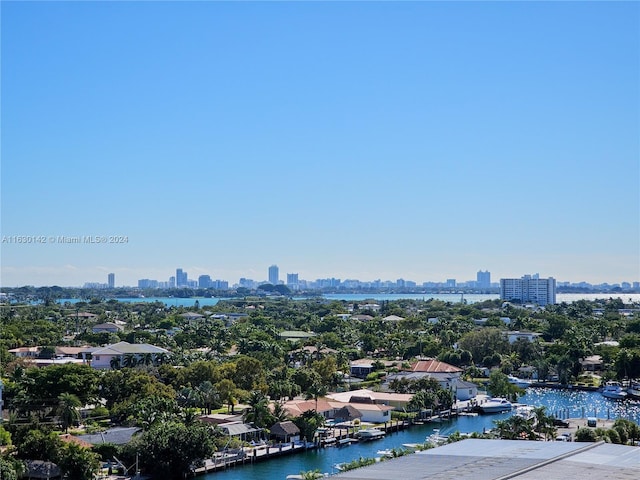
[376,449,394,457]
[627,380,640,399]
[479,398,513,413]
[426,428,449,445]
[601,381,627,400]
[508,376,532,389]
[356,428,386,441]
[337,438,355,447]
[286,473,327,480]
[401,443,423,450]
[513,405,535,420]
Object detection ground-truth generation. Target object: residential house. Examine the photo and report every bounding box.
[347,402,393,423]
[77,427,141,446]
[8,346,40,358]
[84,341,169,369]
[351,314,374,321]
[350,359,376,378]
[92,322,124,334]
[506,331,542,344]
[579,355,604,373]
[279,330,317,342]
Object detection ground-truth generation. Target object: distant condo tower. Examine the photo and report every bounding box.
[108,273,115,289]
[500,274,556,306]
[268,264,279,284]
[176,268,188,287]
[477,270,490,289]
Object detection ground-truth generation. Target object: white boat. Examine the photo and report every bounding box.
[376,449,394,457]
[426,428,449,445]
[337,438,355,446]
[601,381,627,400]
[356,428,386,440]
[627,380,640,399]
[513,405,535,420]
[286,472,327,479]
[508,376,532,389]
[479,398,513,413]
[401,443,423,450]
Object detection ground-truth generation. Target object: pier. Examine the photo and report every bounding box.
[191,441,315,476]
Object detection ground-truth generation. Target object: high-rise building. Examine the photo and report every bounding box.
[477,270,491,289]
[198,275,212,288]
[268,265,279,284]
[500,274,556,306]
[286,273,299,290]
[176,268,188,287]
[108,273,115,289]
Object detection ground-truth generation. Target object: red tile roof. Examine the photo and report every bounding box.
[411,359,462,373]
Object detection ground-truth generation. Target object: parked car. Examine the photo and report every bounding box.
[553,418,570,428]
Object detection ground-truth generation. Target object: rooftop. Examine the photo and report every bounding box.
[332,439,640,479]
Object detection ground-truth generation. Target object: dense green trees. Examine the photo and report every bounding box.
[127,421,221,479]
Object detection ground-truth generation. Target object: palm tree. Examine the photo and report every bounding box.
[122,353,138,368]
[57,392,82,433]
[305,379,327,413]
[271,401,289,423]
[243,390,271,429]
[141,353,153,367]
[109,356,121,370]
[196,381,220,415]
[532,406,557,441]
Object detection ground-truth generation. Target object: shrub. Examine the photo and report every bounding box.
[575,427,597,442]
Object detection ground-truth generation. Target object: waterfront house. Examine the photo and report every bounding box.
[347,402,393,423]
[333,405,363,424]
[76,427,141,446]
[454,379,479,401]
[217,421,263,442]
[326,389,413,410]
[269,421,301,443]
[282,398,337,420]
[579,355,603,372]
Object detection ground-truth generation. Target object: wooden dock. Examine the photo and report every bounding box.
[191,442,315,476]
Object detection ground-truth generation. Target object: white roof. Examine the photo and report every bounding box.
[89,341,168,355]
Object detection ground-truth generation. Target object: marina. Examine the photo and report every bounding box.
[196,388,640,480]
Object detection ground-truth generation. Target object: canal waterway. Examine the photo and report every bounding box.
[201,388,640,480]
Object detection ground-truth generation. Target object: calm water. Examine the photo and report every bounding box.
[56,293,640,307]
[201,388,640,480]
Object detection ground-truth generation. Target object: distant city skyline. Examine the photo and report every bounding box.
[2,2,638,289]
[1,265,636,290]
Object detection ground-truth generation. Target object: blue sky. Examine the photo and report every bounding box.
[1,1,638,287]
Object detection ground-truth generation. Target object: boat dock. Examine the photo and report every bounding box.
[191,441,316,476]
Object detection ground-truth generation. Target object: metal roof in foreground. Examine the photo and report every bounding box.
[332,439,640,480]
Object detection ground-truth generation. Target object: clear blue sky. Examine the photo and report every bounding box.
[1,1,638,287]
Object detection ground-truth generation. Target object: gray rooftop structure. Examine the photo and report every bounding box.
[333,439,640,480]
